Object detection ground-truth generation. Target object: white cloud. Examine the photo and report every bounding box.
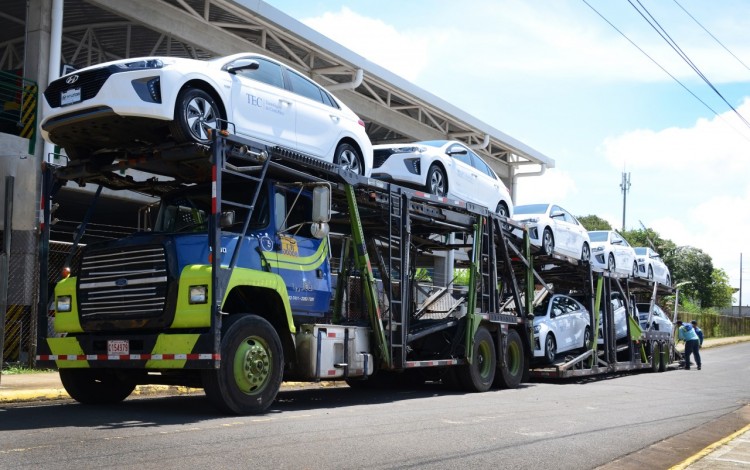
[602,101,750,301]
[301,7,439,81]
[514,168,577,206]
[299,2,750,84]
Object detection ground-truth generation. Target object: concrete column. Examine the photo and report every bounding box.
[24,0,53,164]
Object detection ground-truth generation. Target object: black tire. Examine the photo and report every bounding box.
[170,87,222,144]
[457,326,496,392]
[425,164,447,196]
[582,327,592,351]
[658,342,668,372]
[607,254,616,272]
[581,242,590,263]
[59,369,136,404]
[650,341,661,372]
[493,329,525,389]
[334,142,364,175]
[666,274,672,287]
[202,314,284,415]
[632,261,638,277]
[542,228,554,256]
[544,333,556,364]
[648,266,654,280]
[495,202,510,218]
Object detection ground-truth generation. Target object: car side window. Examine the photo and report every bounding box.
[320,88,340,109]
[237,57,284,89]
[552,297,565,316]
[287,70,326,104]
[470,152,496,178]
[449,145,473,166]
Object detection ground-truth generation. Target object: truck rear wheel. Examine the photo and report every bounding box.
[650,341,661,372]
[202,314,284,415]
[457,326,496,392]
[59,369,136,404]
[493,329,525,389]
[658,341,668,372]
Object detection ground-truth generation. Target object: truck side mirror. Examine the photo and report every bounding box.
[311,185,331,239]
[312,185,331,223]
[220,210,235,228]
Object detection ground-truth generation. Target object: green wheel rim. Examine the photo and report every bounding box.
[507,340,521,376]
[233,335,272,395]
[478,340,493,379]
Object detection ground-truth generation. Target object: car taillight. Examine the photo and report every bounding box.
[358,119,365,127]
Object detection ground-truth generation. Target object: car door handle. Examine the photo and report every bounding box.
[279,99,292,106]
[330,115,340,122]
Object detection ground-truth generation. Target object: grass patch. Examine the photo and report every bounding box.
[2,364,56,375]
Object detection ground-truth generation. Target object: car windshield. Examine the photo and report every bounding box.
[417,140,448,149]
[155,182,268,233]
[634,247,647,255]
[514,204,549,216]
[589,231,609,242]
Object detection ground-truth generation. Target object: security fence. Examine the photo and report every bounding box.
[675,311,750,338]
[2,239,82,366]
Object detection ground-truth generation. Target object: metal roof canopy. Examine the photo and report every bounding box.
[1,0,553,184]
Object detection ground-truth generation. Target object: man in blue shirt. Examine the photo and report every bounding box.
[677,320,701,370]
[691,320,704,347]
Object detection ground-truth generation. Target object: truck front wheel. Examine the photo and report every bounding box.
[59,369,136,404]
[202,314,284,415]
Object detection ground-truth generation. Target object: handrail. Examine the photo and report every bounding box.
[0,71,38,154]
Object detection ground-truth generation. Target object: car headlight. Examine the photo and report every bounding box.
[592,246,604,252]
[116,59,164,71]
[522,217,539,224]
[189,285,208,304]
[56,295,72,312]
[390,146,426,154]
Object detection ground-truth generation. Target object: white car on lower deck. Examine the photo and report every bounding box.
[371,140,514,217]
[40,53,373,175]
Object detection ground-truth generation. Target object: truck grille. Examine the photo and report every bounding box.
[78,246,168,319]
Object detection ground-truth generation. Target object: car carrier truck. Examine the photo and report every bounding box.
[35,132,675,414]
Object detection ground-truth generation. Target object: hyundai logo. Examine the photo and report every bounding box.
[65,75,79,85]
[114,278,128,287]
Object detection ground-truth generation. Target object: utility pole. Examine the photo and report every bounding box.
[620,172,631,231]
[740,253,743,318]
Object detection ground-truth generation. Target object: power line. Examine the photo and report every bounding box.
[579,0,750,144]
[672,0,750,73]
[627,0,750,130]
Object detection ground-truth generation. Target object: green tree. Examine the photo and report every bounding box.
[621,228,676,259]
[577,215,611,231]
[709,268,734,308]
[668,247,713,307]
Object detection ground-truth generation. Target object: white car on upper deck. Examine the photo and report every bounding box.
[40,53,373,175]
[371,140,514,217]
[512,203,591,262]
[634,247,672,286]
[588,230,637,276]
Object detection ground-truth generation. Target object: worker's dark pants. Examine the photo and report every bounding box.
[684,339,701,369]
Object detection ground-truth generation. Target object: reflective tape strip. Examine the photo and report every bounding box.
[36,354,221,361]
[405,359,461,368]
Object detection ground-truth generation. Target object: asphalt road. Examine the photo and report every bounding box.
[1,343,748,469]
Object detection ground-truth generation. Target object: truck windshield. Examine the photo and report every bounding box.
[154,183,269,233]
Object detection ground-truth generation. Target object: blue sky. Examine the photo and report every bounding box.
[265,0,750,305]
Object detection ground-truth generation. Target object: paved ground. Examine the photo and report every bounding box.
[2,335,749,469]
